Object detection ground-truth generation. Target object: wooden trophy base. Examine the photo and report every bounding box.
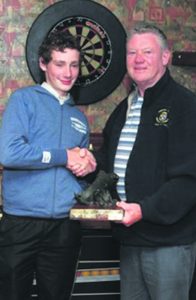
[70,204,124,222]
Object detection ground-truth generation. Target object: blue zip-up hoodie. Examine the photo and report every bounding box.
[0,85,90,218]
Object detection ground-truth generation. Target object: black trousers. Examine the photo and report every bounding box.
[0,213,81,300]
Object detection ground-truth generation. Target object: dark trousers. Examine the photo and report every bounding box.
[120,243,196,300]
[0,213,81,300]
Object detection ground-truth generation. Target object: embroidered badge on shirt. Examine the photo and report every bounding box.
[155,109,169,127]
[71,117,87,134]
[42,151,51,163]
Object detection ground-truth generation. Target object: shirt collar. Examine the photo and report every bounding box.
[41,82,70,105]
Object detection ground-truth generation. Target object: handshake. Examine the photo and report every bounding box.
[66,147,97,177]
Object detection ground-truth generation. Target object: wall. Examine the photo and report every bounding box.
[0,0,196,132]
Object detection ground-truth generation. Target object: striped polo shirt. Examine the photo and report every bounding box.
[114,95,143,201]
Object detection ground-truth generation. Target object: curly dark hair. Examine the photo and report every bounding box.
[38,30,81,64]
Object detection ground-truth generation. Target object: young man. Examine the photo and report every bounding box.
[76,24,196,300]
[0,31,96,300]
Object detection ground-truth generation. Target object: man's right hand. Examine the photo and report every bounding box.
[66,147,97,177]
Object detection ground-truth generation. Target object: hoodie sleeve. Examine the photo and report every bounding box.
[0,91,68,169]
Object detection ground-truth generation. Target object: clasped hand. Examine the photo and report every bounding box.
[67,147,97,177]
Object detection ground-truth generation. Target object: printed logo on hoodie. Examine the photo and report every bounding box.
[71,117,87,134]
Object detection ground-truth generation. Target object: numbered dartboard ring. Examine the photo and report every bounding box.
[26,0,126,104]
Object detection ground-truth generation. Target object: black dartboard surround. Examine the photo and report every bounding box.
[25,0,127,104]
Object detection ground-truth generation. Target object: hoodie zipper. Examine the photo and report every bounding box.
[51,104,64,217]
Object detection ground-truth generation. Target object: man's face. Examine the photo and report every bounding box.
[126,33,171,92]
[39,48,80,96]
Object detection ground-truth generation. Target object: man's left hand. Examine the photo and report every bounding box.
[116,201,142,227]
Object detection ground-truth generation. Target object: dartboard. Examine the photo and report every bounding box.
[52,16,112,87]
[26,0,126,104]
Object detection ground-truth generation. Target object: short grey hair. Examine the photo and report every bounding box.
[127,23,169,50]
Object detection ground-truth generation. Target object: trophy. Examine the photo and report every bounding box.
[70,170,124,221]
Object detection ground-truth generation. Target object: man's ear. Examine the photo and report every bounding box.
[162,49,171,66]
[39,57,47,72]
